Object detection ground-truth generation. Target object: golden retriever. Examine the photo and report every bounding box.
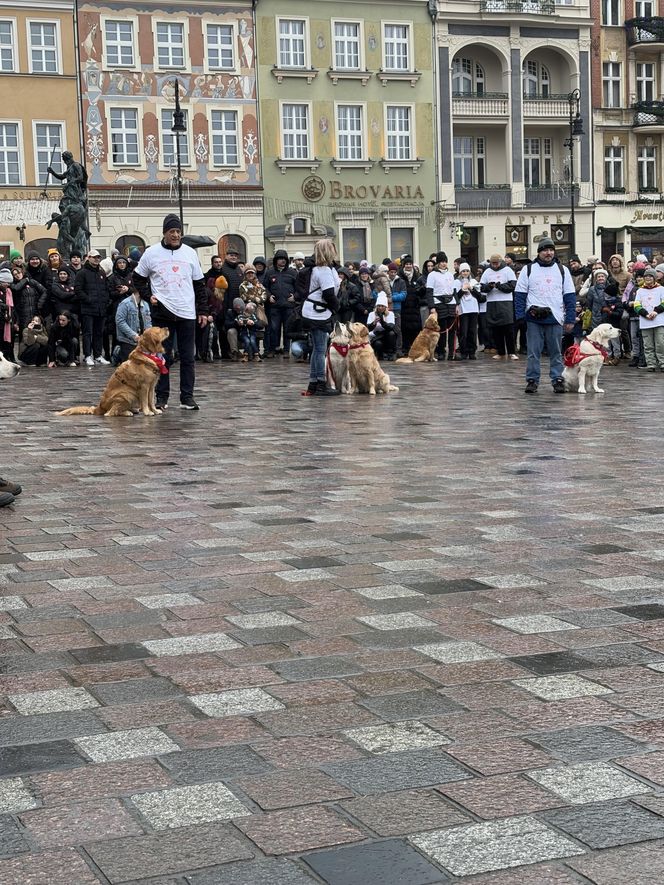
[347,322,399,395]
[0,352,20,380]
[327,322,352,393]
[396,313,440,363]
[562,323,620,394]
[57,327,169,417]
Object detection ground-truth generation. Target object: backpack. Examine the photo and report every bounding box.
[294,266,313,302]
[526,262,565,283]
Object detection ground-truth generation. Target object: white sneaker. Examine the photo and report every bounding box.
[84,356,94,366]
[95,356,111,365]
[477,344,485,352]
[509,354,520,361]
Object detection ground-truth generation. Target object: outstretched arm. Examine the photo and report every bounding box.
[47,167,66,181]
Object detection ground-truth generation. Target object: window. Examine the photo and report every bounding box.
[109,107,139,165]
[104,20,134,67]
[278,19,306,68]
[602,0,621,25]
[210,109,238,166]
[636,0,654,15]
[524,137,552,187]
[386,106,412,160]
[453,136,485,187]
[0,21,15,72]
[34,123,64,182]
[638,145,657,190]
[0,123,20,184]
[604,145,624,190]
[206,24,234,70]
[160,108,189,167]
[383,24,409,71]
[156,22,185,69]
[292,217,308,234]
[602,62,621,108]
[336,105,363,160]
[522,60,549,97]
[452,58,484,96]
[389,227,414,258]
[29,21,58,73]
[341,228,367,263]
[333,21,360,70]
[281,103,309,159]
[636,62,655,102]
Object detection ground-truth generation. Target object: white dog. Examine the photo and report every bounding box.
[562,323,620,394]
[0,352,20,380]
[326,322,352,394]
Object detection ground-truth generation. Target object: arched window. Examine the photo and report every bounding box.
[115,235,146,257]
[24,237,58,259]
[452,57,485,96]
[523,61,550,97]
[218,234,246,262]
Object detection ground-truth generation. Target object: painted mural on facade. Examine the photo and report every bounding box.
[78,3,259,188]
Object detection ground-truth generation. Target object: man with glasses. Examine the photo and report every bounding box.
[514,237,576,395]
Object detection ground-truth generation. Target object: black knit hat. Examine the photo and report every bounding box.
[537,237,555,253]
[163,213,183,234]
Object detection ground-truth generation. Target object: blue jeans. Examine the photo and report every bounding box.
[240,331,258,358]
[309,326,328,381]
[526,320,563,384]
[291,339,311,359]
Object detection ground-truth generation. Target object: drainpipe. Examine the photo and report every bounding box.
[252,0,266,256]
[428,1,440,250]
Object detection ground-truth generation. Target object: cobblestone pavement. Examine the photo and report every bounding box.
[2,356,664,884]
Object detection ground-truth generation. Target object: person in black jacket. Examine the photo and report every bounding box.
[10,267,48,336]
[336,267,359,324]
[47,311,80,367]
[75,249,110,366]
[25,252,49,292]
[265,249,296,357]
[107,255,135,361]
[399,257,425,353]
[50,267,78,316]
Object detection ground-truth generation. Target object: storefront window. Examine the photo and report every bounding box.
[389,227,414,259]
[341,228,366,263]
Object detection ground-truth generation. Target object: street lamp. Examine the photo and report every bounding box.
[565,88,584,256]
[172,78,186,225]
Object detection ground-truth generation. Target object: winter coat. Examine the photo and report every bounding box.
[607,254,630,294]
[400,270,425,333]
[354,278,374,323]
[115,295,153,344]
[75,261,110,317]
[337,279,360,323]
[583,284,611,330]
[389,276,407,312]
[108,260,135,308]
[372,272,392,307]
[266,250,297,308]
[11,277,48,328]
[25,259,49,292]
[47,315,80,361]
[220,260,244,304]
[20,324,48,353]
[51,280,78,316]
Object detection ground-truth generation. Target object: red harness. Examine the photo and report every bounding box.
[349,342,369,350]
[330,342,349,357]
[563,340,608,368]
[142,352,169,374]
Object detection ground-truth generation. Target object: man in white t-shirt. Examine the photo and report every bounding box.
[134,214,208,410]
[425,251,457,359]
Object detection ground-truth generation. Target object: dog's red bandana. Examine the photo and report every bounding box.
[142,352,169,374]
[330,342,349,357]
[563,341,608,368]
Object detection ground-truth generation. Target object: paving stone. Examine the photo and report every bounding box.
[529,726,644,762]
[0,777,37,813]
[323,749,471,793]
[87,822,254,882]
[136,592,202,608]
[275,568,333,582]
[236,768,352,810]
[0,847,100,883]
[440,773,566,819]
[356,613,435,631]
[476,575,547,589]
[9,687,99,715]
[234,806,363,855]
[492,616,578,634]
[303,839,447,885]
[90,677,180,706]
[615,749,664,785]
[584,576,664,592]
[0,813,31,858]
[70,643,149,664]
[352,584,423,599]
[186,858,318,884]
[341,789,469,836]
[558,609,638,628]
[414,641,503,664]
[271,657,364,681]
[160,746,273,784]
[541,800,664,848]
[410,816,583,876]
[75,726,180,762]
[509,651,600,675]
[567,842,664,884]
[33,759,171,804]
[577,644,664,667]
[190,688,285,718]
[445,738,553,775]
[513,674,613,700]
[528,761,649,804]
[130,782,250,829]
[230,625,309,646]
[225,612,302,630]
[360,690,464,721]
[20,798,143,847]
[0,596,27,610]
[407,579,488,594]
[0,740,85,775]
[0,711,105,747]
[142,633,241,656]
[344,721,449,754]
[354,628,446,649]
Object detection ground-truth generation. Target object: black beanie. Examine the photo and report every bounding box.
[163,213,183,234]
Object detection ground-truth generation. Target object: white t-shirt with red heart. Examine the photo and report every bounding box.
[136,242,203,319]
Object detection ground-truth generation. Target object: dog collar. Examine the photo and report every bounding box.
[590,340,609,358]
[349,342,369,350]
[330,342,349,357]
[141,351,169,374]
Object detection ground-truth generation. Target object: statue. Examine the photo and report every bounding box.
[45,151,90,258]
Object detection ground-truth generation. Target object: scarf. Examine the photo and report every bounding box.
[2,287,12,343]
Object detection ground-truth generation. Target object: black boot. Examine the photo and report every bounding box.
[314,380,341,396]
[302,381,317,397]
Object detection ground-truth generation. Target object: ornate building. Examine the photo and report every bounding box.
[76,0,263,260]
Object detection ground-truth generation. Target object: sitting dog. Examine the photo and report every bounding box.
[57,327,169,417]
[562,322,620,394]
[326,322,352,393]
[347,322,399,395]
[0,352,20,380]
[396,313,441,363]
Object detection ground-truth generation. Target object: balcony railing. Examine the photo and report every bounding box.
[633,101,664,128]
[455,186,512,210]
[523,94,570,117]
[626,17,664,46]
[480,0,555,12]
[516,185,579,207]
[452,92,509,116]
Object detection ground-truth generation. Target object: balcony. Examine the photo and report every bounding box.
[626,17,664,49]
[523,94,570,118]
[480,0,554,12]
[452,92,509,117]
[455,186,511,210]
[518,185,579,207]
[633,101,664,130]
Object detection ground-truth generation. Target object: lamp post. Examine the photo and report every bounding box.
[565,88,584,256]
[171,78,186,225]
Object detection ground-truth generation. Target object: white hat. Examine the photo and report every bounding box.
[459,262,471,273]
[377,264,388,274]
[636,253,649,263]
[293,251,305,260]
[375,293,388,308]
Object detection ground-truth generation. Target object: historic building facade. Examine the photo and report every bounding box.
[76,0,262,260]
[255,0,437,262]
[435,0,594,266]
[592,0,664,261]
[0,0,79,258]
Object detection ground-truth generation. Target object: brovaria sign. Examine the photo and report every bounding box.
[330,183,425,200]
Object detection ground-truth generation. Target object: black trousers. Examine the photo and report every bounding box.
[372,329,396,358]
[458,313,478,356]
[20,343,48,366]
[491,323,516,356]
[155,316,196,403]
[81,315,105,358]
[434,304,457,356]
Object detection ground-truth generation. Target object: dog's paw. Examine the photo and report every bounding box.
[578,389,586,394]
[594,387,605,393]
[389,385,399,391]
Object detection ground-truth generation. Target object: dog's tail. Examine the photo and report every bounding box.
[55,406,100,416]
[394,357,413,364]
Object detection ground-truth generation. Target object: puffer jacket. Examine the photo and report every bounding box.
[75,261,110,317]
[51,275,78,316]
[11,276,48,328]
[220,260,243,304]
[266,250,297,307]
[608,254,630,294]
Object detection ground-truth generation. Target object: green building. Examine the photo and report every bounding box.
[255,0,437,263]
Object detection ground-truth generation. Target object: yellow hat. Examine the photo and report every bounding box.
[47,248,60,256]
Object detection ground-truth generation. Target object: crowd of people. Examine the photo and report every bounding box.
[2,225,664,397]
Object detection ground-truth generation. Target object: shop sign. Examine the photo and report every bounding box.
[630,208,664,224]
[505,214,572,225]
[301,175,424,203]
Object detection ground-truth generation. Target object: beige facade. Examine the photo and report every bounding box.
[0,0,80,258]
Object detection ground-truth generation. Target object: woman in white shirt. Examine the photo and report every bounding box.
[302,239,341,396]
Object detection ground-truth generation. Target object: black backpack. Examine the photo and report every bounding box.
[294,266,313,303]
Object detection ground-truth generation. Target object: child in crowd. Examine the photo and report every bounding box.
[237,302,264,362]
[454,262,483,360]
